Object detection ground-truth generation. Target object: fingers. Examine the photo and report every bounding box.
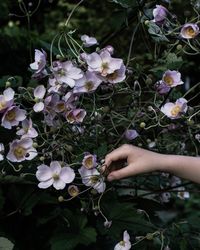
[107,164,136,181]
[104,144,131,168]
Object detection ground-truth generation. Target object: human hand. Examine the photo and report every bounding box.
[103,144,164,181]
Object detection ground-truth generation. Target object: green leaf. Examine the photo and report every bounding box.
[166,53,183,70]
[0,237,14,250]
[147,22,169,43]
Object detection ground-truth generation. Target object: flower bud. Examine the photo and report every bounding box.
[176,44,182,50]
[140,122,146,128]
[58,196,64,202]
[39,156,45,161]
[104,220,112,228]
[144,20,150,25]
[33,142,38,148]
[146,233,154,240]
[5,81,11,87]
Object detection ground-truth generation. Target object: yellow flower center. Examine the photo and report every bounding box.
[107,71,118,81]
[0,100,6,111]
[185,27,196,37]
[56,103,65,112]
[90,175,99,184]
[6,110,16,121]
[119,241,125,246]
[52,173,60,181]
[163,75,174,86]
[171,105,181,116]
[101,62,109,75]
[84,156,93,169]
[14,146,26,158]
[68,185,79,197]
[85,81,94,91]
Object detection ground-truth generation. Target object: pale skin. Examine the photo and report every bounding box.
[103,144,200,184]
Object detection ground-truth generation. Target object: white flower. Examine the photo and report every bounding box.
[81,35,98,47]
[36,161,75,190]
[180,23,199,39]
[86,51,123,77]
[30,49,47,73]
[16,119,38,138]
[78,166,106,193]
[162,70,183,87]
[52,61,83,88]
[6,138,37,162]
[114,231,131,250]
[1,106,26,129]
[161,98,188,119]
[0,88,15,113]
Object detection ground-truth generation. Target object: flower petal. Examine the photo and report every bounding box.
[36,164,52,181]
[60,167,75,183]
[50,161,61,174]
[38,179,54,189]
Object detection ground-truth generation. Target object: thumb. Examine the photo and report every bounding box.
[107,164,135,181]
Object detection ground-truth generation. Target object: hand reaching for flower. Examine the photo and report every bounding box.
[103,144,200,184]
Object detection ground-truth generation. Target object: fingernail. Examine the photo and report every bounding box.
[107,175,114,181]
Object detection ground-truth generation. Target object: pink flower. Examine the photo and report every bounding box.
[161,98,188,119]
[81,34,98,47]
[124,129,138,140]
[86,51,123,77]
[78,166,106,193]
[114,231,131,250]
[155,80,170,95]
[16,119,38,138]
[105,63,126,84]
[73,71,102,93]
[52,61,83,88]
[30,49,47,78]
[0,88,15,113]
[36,161,75,190]
[1,106,26,129]
[152,5,168,25]
[65,109,86,124]
[180,23,199,39]
[82,153,97,169]
[162,70,183,87]
[6,138,37,162]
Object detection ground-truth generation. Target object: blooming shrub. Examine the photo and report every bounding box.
[0,0,200,249]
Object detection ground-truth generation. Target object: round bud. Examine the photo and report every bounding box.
[18,164,23,169]
[56,54,62,60]
[138,143,143,147]
[140,122,146,128]
[176,44,182,51]
[39,156,45,161]
[144,20,150,25]
[145,78,152,85]
[58,196,64,202]
[33,142,38,148]
[187,119,194,125]
[146,138,151,143]
[5,81,11,87]
[146,233,154,240]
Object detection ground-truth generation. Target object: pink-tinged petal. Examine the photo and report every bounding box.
[87,52,102,69]
[3,88,15,101]
[60,167,75,183]
[38,179,54,189]
[26,147,37,160]
[16,108,26,121]
[36,164,52,181]
[108,58,123,73]
[30,62,39,71]
[20,138,33,149]
[50,161,61,174]
[100,51,112,63]
[53,179,66,190]
[33,102,44,112]
[123,231,130,242]
[16,128,25,136]
[34,85,46,99]
[94,181,106,193]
